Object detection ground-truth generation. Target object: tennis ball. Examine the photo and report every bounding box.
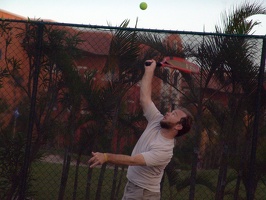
[140,2,148,10]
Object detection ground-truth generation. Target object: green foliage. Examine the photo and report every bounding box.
[0,1,265,198]
[216,1,266,34]
[0,67,9,88]
[0,131,33,199]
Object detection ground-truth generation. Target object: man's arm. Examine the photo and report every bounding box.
[139,60,156,113]
[88,152,146,168]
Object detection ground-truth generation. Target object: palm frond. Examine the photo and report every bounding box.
[216,1,266,34]
[104,19,141,75]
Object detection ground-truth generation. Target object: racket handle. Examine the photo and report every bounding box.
[144,61,162,67]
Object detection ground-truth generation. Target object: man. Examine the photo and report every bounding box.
[88,59,193,199]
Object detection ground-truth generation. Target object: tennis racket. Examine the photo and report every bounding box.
[145,56,200,73]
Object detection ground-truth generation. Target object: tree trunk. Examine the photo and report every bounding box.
[57,145,72,200]
[72,152,82,200]
[189,111,202,200]
[110,165,119,200]
[58,106,77,200]
[95,164,107,200]
[115,166,125,199]
[215,144,228,200]
[85,167,93,200]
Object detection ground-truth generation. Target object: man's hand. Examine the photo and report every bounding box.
[88,152,107,168]
[144,59,156,72]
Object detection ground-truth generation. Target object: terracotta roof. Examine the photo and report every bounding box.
[0,9,111,55]
[78,31,112,55]
[0,9,26,20]
[0,9,55,22]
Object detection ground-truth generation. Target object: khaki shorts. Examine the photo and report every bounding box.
[122,181,161,200]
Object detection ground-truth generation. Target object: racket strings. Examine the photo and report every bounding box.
[166,58,200,73]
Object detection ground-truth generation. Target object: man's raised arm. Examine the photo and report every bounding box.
[139,60,156,113]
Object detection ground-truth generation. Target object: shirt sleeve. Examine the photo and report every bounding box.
[143,102,161,122]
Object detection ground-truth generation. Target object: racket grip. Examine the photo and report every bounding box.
[144,61,162,67]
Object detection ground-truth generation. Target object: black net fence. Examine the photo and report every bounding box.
[0,19,265,200]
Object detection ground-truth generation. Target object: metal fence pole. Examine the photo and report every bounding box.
[247,37,266,200]
[18,22,44,200]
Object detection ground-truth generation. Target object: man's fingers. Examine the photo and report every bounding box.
[88,157,95,164]
[88,152,100,168]
[90,159,101,168]
[88,153,95,165]
[88,152,106,168]
[90,161,98,168]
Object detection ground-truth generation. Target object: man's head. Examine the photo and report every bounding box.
[160,107,193,137]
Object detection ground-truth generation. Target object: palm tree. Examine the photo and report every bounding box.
[95,20,144,200]
[195,1,266,199]
[11,21,87,199]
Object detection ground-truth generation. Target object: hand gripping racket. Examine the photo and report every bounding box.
[145,56,200,73]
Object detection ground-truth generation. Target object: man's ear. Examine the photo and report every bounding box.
[174,123,183,131]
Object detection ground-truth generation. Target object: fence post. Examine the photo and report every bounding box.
[18,21,44,200]
[247,37,266,200]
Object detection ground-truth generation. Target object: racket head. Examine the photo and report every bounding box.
[162,57,200,73]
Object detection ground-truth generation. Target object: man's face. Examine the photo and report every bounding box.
[160,109,186,130]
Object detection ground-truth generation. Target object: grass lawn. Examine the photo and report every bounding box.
[30,161,265,200]
[31,161,128,199]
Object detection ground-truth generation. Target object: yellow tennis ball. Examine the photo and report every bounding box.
[140,2,148,10]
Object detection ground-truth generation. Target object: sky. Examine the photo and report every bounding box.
[1,0,266,35]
